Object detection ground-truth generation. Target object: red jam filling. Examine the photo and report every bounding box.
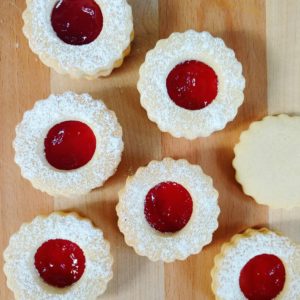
[44,120,96,171]
[166,60,218,110]
[34,239,86,288]
[239,254,286,300]
[51,0,103,45]
[144,181,193,233]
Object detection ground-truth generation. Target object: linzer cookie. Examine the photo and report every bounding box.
[138,30,245,139]
[13,92,123,197]
[117,158,219,262]
[22,0,133,79]
[211,228,300,300]
[3,212,113,300]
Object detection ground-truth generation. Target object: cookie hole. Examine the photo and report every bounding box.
[166,60,218,110]
[144,181,193,233]
[239,254,286,300]
[44,120,96,171]
[34,239,86,288]
[51,0,103,45]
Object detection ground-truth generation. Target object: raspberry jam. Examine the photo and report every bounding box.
[34,239,86,288]
[239,254,286,300]
[51,0,103,45]
[166,60,218,110]
[144,181,193,233]
[44,120,96,171]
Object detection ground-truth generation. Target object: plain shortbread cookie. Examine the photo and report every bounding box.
[233,114,300,208]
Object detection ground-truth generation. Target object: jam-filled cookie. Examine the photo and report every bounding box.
[23,0,133,79]
[3,212,113,300]
[138,30,245,139]
[117,158,220,262]
[211,228,300,300]
[13,92,123,197]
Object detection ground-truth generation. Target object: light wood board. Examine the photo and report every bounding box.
[266,0,300,243]
[1,0,299,299]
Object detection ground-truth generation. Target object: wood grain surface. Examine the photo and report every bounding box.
[0,1,299,299]
[266,0,300,244]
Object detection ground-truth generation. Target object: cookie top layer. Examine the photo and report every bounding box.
[3,212,113,300]
[138,30,245,139]
[22,0,133,78]
[211,228,300,300]
[117,158,220,262]
[14,92,123,198]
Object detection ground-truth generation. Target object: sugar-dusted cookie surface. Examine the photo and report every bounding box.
[117,158,220,262]
[138,30,245,139]
[211,228,300,300]
[14,92,123,198]
[3,212,113,300]
[22,0,133,79]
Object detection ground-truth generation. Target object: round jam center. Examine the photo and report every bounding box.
[44,120,96,171]
[239,254,286,300]
[166,60,218,110]
[51,0,103,45]
[144,181,193,233]
[34,239,86,288]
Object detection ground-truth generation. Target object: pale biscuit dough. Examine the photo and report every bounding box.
[233,114,300,208]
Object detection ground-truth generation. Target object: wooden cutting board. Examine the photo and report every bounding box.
[1,0,300,299]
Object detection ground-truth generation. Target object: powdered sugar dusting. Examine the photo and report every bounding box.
[13,92,123,197]
[137,30,245,139]
[22,0,133,78]
[212,229,300,300]
[3,212,113,300]
[117,158,220,262]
